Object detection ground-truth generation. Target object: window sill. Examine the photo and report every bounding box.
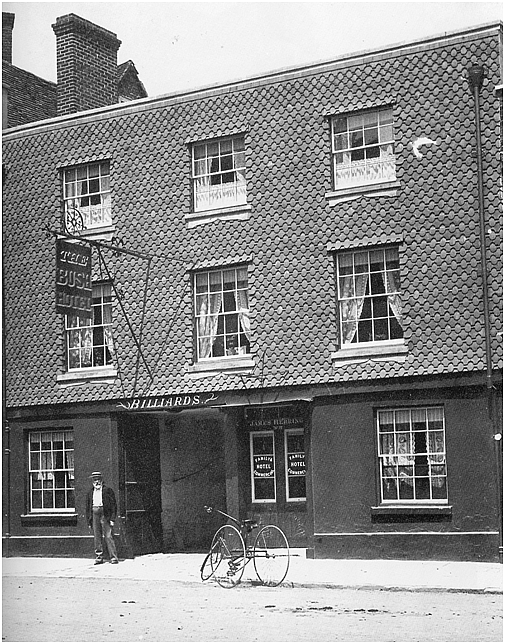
[187,356,255,378]
[332,341,408,366]
[72,224,116,242]
[371,505,452,523]
[21,513,78,526]
[325,180,401,205]
[57,366,117,386]
[185,204,252,228]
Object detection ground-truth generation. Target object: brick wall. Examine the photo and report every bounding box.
[52,13,121,115]
[2,12,15,63]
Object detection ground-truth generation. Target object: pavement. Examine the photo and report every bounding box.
[2,551,503,594]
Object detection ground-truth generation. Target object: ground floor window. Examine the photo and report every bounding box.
[250,431,276,502]
[285,429,306,501]
[377,407,447,503]
[28,430,75,512]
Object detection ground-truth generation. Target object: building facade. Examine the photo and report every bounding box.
[2,18,503,561]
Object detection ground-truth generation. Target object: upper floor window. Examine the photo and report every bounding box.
[337,247,403,346]
[28,430,75,512]
[63,162,112,233]
[65,283,114,371]
[194,266,250,361]
[377,407,447,503]
[192,136,246,212]
[331,108,395,190]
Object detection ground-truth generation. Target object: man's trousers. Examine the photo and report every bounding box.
[92,506,118,561]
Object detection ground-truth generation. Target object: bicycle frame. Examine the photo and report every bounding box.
[202,506,291,587]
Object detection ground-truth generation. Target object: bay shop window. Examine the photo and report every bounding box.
[194,266,251,361]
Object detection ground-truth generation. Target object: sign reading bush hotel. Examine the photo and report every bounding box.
[55,239,92,318]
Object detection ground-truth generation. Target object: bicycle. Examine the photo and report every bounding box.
[200,506,290,588]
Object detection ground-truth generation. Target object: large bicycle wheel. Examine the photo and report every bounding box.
[200,541,222,581]
[253,525,290,587]
[211,524,246,588]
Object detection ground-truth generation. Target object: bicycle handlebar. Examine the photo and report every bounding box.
[204,506,258,532]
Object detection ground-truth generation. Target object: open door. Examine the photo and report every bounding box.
[119,415,162,556]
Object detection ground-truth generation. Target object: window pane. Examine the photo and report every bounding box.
[354,252,368,274]
[333,117,347,133]
[379,109,393,124]
[288,477,306,499]
[254,478,275,501]
[364,127,379,146]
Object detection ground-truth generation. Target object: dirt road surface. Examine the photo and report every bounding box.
[2,576,502,642]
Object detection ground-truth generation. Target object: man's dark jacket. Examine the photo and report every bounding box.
[86,485,117,527]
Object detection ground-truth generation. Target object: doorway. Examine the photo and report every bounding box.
[119,414,162,556]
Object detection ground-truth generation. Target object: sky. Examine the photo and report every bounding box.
[3,2,503,97]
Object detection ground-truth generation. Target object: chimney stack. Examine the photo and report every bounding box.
[52,13,121,116]
[3,12,15,63]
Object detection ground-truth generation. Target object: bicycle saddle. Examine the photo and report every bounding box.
[242,519,258,532]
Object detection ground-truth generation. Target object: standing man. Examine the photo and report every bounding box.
[86,471,119,565]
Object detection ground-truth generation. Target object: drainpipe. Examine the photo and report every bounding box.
[467,64,502,560]
[2,267,10,557]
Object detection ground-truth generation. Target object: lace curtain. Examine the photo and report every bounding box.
[236,288,251,340]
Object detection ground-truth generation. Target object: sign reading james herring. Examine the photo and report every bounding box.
[55,239,92,318]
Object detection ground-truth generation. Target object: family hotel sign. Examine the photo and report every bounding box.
[55,239,92,318]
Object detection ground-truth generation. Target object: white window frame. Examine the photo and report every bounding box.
[28,430,75,513]
[336,246,404,347]
[194,266,251,362]
[192,136,247,212]
[331,108,395,190]
[284,428,306,502]
[377,407,448,505]
[250,431,276,503]
[65,283,114,371]
[63,161,112,233]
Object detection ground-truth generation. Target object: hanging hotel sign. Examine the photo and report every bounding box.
[55,239,92,318]
[117,393,219,411]
[253,455,274,478]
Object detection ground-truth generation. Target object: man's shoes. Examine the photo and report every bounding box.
[94,558,104,565]
[110,558,119,564]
